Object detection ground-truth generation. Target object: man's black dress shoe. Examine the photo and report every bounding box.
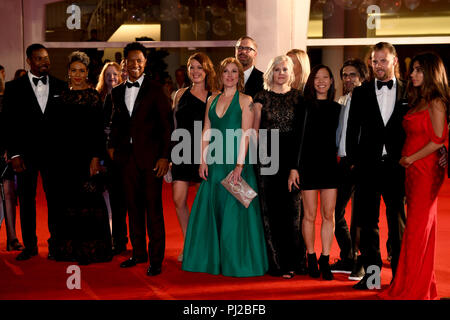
[16,248,38,261]
[353,274,371,290]
[146,266,162,276]
[120,257,147,268]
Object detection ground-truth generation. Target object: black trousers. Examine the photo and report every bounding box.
[356,158,406,277]
[16,159,55,252]
[121,153,165,268]
[334,157,360,262]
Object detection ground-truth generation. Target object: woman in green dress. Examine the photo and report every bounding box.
[181,57,268,277]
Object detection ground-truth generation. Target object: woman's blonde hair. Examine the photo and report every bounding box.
[216,57,244,92]
[263,55,295,91]
[286,49,311,92]
[96,62,122,101]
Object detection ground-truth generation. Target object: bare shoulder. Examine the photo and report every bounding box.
[430,98,447,113]
[239,92,252,103]
[207,92,220,106]
[174,87,189,101]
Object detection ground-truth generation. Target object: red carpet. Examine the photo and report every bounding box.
[1,177,450,300]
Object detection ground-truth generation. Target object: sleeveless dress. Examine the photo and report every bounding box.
[379,107,448,300]
[172,88,211,182]
[181,90,268,277]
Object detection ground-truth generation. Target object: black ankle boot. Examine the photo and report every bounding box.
[307,253,320,278]
[319,254,334,281]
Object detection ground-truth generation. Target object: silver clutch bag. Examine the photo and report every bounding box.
[220,171,257,208]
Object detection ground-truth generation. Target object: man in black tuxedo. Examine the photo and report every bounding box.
[107,42,172,276]
[235,36,263,98]
[346,42,407,289]
[3,43,66,260]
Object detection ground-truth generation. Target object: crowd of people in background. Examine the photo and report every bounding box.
[0,35,449,300]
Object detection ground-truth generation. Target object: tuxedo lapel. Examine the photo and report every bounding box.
[22,75,44,115]
[367,81,385,128]
[44,76,61,115]
[387,79,407,128]
[131,77,148,117]
[115,83,129,117]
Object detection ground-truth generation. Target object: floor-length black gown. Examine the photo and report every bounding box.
[51,88,112,264]
[254,88,306,276]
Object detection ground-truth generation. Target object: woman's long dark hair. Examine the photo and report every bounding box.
[303,64,336,103]
[407,52,450,120]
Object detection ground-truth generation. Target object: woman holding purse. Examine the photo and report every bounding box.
[182,57,268,277]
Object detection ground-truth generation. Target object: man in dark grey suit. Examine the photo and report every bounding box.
[3,43,66,260]
[346,42,408,289]
[235,36,263,99]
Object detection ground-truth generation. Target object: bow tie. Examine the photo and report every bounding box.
[126,81,140,88]
[377,79,393,90]
[32,76,47,86]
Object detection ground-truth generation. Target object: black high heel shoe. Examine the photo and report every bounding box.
[282,271,295,279]
[7,239,25,252]
[307,253,320,278]
[318,254,334,281]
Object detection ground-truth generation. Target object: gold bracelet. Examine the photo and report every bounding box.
[236,164,244,168]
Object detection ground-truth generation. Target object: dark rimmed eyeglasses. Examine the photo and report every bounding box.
[236,46,256,52]
[342,72,358,79]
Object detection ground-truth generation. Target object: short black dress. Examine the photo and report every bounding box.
[171,88,211,182]
[297,99,341,190]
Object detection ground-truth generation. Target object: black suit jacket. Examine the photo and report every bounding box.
[244,67,264,99]
[3,73,67,163]
[108,76,172,170]
[346,79,408,169]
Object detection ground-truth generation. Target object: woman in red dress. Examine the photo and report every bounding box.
[379,52,449,300]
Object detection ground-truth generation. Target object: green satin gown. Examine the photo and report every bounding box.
[182,90,268,277]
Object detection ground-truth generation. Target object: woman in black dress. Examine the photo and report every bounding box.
[170,52,215,262]
[288,65,341,280]
[96,62,129,255]
[51,51,112,265]
[253,55,306,279]
[0,75,24,251]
